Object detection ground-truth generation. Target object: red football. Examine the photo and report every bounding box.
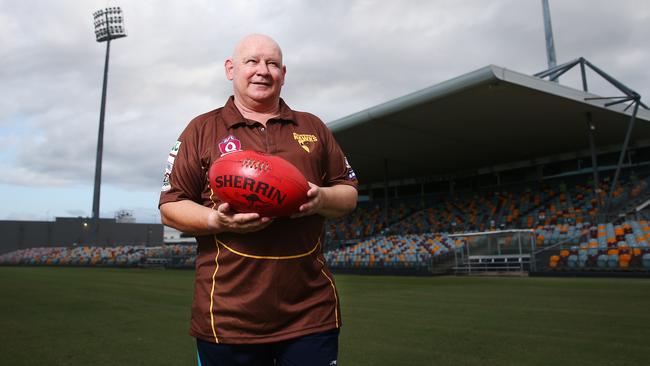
[208,150,309,217]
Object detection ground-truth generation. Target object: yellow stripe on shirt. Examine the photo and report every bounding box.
[216,238,320,260]
[209,236,221,343]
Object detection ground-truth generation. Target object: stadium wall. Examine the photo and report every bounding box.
[0,217,163,254]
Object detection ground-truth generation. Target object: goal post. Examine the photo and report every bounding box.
[449,229,537,274]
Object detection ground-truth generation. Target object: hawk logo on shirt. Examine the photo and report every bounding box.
[293,133,318,153]
[219,135,242,156]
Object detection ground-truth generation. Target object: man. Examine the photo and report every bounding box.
[159,34,358,366]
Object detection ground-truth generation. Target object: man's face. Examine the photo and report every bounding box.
[226,36,286,109]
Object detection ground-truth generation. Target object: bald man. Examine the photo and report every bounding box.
[159,34,358,366]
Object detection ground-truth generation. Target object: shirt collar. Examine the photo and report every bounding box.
[222,96,298,128]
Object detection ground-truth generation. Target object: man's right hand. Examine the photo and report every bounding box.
[160,200,272,236]
[209,202,273,234]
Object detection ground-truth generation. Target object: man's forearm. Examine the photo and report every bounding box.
[160,200,219,236]
[317,184,358,219]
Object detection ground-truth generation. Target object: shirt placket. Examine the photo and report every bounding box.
[261,121,276,154]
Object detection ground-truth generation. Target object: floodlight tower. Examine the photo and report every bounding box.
[91,7,126,243]
[541,0,558,81]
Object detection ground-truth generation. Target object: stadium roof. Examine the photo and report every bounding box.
[329,65,650,187]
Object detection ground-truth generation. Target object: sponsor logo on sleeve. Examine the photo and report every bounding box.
[218,135,242,156]
[171,141,181,155]
[344,157,356,180]
[293,132,318,153]
[161,173,171,192]
[161,141,181,192]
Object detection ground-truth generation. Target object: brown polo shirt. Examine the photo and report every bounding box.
[159,96,358,344]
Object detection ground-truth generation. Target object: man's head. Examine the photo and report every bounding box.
[225,34,286,111]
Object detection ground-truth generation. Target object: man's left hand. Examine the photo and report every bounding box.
[292,182,323,218]
[291,182,357,219]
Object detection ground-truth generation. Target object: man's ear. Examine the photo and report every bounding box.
[225,58,234,80]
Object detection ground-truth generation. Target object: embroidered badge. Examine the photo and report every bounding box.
[293,133,318,153]
[345,157,357,180]
[219,135,242,155]
[161,141,181,192]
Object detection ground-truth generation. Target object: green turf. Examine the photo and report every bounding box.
[1,267,649,366]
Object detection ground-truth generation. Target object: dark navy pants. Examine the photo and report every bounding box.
[197,329,339,366]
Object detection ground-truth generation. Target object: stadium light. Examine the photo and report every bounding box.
[93,7,127,42]
[91,7,127,244]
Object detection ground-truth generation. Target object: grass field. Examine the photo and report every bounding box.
[1,267,649,366]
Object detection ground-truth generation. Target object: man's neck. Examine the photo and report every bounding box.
[233,97,280,126]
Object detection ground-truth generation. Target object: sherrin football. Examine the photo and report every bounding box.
[208,150,309,217]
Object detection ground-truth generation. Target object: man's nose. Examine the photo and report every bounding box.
[255,62,270,75]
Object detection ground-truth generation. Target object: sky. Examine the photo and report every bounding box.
[0,0,648,223]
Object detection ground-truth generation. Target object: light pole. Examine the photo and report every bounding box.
[91,7,126,244]
[541,0,558,82]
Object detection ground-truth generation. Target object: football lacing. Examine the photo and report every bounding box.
[242,158,269,171]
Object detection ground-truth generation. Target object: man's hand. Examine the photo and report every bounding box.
[292,182,324,218]
[292,182,357,219]
[209,202,273,234]
[160,200,273,236]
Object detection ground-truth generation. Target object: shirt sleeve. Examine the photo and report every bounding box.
[319,120,359,189]
[158,118,206,207]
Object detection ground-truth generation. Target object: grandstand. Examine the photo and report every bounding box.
[322,170,650,273]
[4,169,649,274]
[2,61,650,277]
